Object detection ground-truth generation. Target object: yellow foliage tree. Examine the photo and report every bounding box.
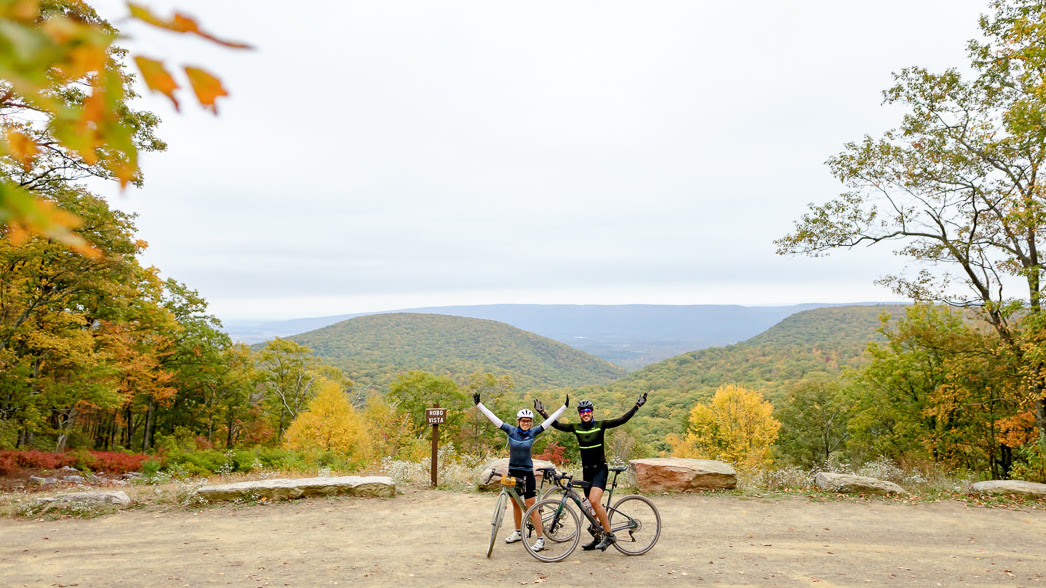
[284,378,367,459]
[669,384,781,470]
[361,393,428,462]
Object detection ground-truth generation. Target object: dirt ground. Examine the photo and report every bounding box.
[1,488,1044,587]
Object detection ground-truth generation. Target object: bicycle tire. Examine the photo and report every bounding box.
[540,485,568,502]
[608,495,661,555]
[522,499,581,562]
[487,492,508,558]
[537,487,579,542]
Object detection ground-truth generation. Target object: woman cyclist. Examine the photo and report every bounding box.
[474,392,568,551]
[534,392,648,551]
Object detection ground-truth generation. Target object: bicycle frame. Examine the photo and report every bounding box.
[543,468,638,537]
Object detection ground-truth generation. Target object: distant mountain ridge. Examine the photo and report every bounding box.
[225,302,900,369]
[568,304,908,453]
[284,313,627,392]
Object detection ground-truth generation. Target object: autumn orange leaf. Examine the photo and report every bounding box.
[184,66,228,114]
[3,128,39,170]
[134,56,180,110]
[128,3,251,49]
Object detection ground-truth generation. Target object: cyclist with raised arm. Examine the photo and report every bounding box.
[534,391,649,551]
[475,392,568,551]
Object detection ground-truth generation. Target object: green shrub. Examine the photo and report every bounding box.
[231,450,259,473]
[1010,439,1046,483]
[252,447,308,472]
[141,458,162,477]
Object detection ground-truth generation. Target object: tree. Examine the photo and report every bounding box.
[853,304,1026,476]
[668,384,780,470]
[387,370,467,440]
[1,0,246,247]
[775,0,1046,439]
[284,377,366,458]
[256,339,339,442]
[776,375,850,468]
[0,185,174,449]
[360,392,426,461]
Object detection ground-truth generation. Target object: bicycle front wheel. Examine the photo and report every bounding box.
[522,499,581,562]
[608,495,661,555]
[538,489,577,543]
[487,492,508,558]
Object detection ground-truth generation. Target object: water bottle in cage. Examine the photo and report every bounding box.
[581,498,596,517]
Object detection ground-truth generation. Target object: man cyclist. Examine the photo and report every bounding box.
[475,392,568,551]
[534,391,649,551]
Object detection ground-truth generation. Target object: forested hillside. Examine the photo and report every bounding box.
[225,303,861,369]
[284,313,628,392]
[553,305,907,453]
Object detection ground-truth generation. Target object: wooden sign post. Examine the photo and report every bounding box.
[426,404,447,487]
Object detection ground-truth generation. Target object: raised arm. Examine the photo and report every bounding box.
[534,397,571,431]
[604,391,649,429]
[537,396,568,433]
[474,392,504,428]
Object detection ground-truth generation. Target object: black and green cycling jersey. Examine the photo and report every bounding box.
[549,405,639,466]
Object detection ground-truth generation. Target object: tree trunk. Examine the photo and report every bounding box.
[142,399,156,452]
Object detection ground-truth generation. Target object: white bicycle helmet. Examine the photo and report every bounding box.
[517,408,534,419]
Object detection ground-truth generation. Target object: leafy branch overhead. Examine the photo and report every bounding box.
[775,0,1046,439]
[0,0,249,253]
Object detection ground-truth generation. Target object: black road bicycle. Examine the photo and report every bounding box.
[521,465,661,562]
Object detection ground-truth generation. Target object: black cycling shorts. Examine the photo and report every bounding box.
[582,463,609,498]
[508,468,537,499]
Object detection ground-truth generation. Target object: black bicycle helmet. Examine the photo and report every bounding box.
[576,399,594,411]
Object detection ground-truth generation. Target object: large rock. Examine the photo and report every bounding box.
[815,472,907,495]
[970,480,1046,498]
[629,458,737,492]
[193,476,395,502]
[33,491,132,508]
[474,458,556,491]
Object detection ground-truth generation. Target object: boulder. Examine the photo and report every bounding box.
[28,476,57,486]
[628,458,737,492]
[474,458,556,491]
[970,480,1046,498]
[815,472,907,495]
[34,491,132,508]
[193,476,395,502]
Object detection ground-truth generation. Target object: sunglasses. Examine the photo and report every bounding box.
[578,409,593,415]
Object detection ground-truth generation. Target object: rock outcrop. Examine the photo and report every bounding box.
[628,458,737,492]
[33,491,132,509]
[193,476,395,502]
[970,480,1046,498]
[474,458,556,490]
[814,472,907,495]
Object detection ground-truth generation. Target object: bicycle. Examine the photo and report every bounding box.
[520,465,661,562]
[484,468,548,558]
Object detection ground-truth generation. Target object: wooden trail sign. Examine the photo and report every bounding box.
[427,405,447,487]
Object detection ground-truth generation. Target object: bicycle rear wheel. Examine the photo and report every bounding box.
[522,499,581,562]
[608,495,661,555]
[487,492,508,558]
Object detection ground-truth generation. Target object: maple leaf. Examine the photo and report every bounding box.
[184,66,228,114]
[134,56,180,110]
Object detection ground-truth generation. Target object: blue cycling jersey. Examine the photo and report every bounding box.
[500,422,547,470]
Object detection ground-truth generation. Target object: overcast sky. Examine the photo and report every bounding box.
[90,1,989,321]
